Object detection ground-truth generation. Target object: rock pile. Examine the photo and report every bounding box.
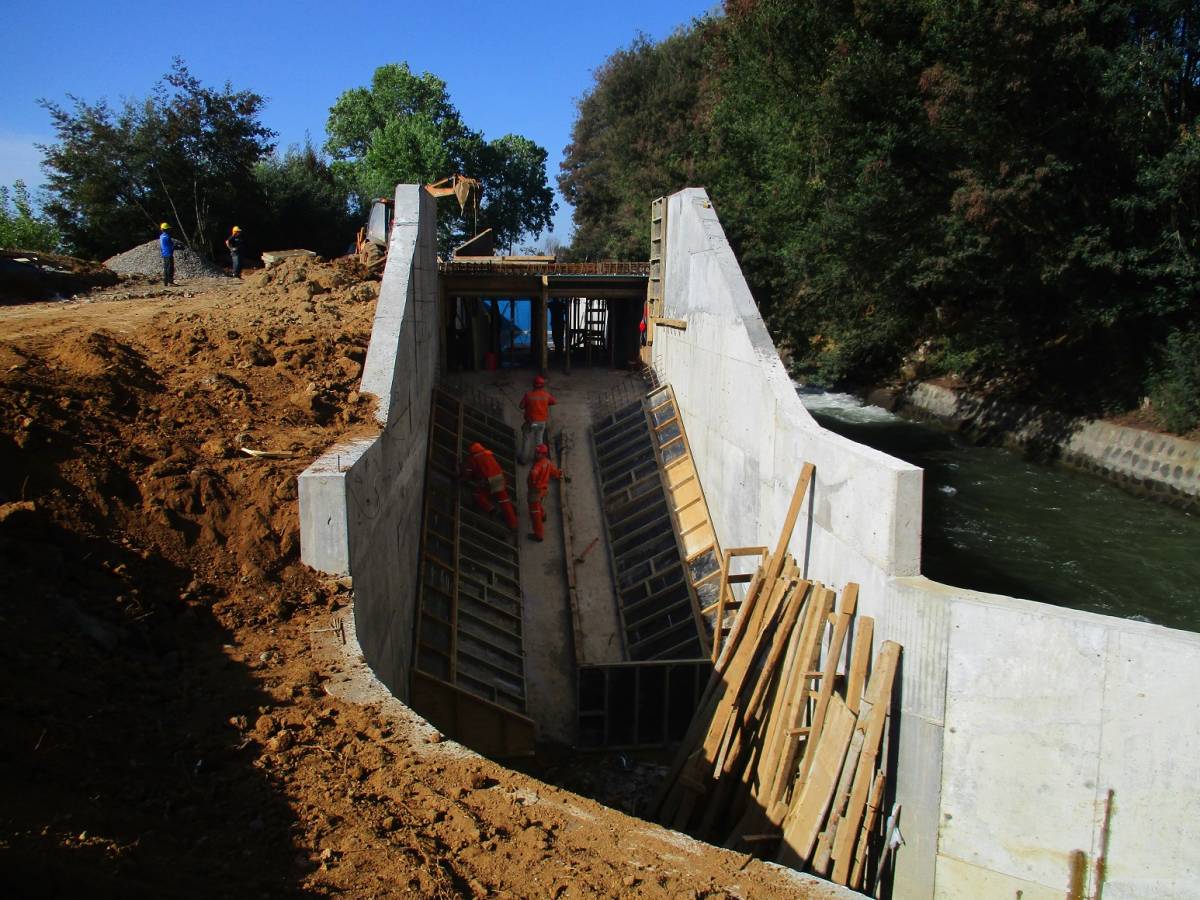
[104,239,227,279]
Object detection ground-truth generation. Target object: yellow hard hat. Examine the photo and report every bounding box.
[160,222,170,230]
[232,226,241,233]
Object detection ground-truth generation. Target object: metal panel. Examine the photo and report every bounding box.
[413,386,533,754]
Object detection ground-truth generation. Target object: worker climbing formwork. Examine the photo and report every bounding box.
[461,440,519,531]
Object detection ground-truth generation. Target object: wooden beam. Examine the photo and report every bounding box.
[651,317,687,330]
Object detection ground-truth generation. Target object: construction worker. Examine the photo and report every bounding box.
[159,223,175,286]
[461,441,518,531]
[225,225,243,277]
[526,443,563,542]
[518,375,556,463]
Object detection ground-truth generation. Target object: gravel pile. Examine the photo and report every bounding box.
[104,239,227,279]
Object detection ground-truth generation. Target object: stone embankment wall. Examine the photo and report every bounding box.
[897,381,1200,509]
[654,188,1200,899]
[297,185,439,699]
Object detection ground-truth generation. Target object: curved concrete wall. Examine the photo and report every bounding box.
[654,188,1200,899]
[298,185,439,698]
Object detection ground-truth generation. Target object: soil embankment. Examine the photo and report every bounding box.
[0,260,826,898]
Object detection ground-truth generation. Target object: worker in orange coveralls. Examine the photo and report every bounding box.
[518,375,556,463]
[526,443,563,542]
[461,441,518,531]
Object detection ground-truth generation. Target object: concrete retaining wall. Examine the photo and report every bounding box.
[654,188,1200,899]
[902,381,1200,509]
[298,185,439,699]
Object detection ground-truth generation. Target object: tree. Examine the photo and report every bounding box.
[326,63,555,252]
[0,181,61,252]
[39,59,275,259]
[253,141,355,258]
[559,27,713,259]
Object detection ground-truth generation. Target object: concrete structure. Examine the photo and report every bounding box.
[299,185,440,698]
[652,188,1200,898]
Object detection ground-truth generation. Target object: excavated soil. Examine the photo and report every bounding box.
[0,259,830,898]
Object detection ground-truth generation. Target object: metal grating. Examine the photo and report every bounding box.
[415,386,530,719]
[591,397,709,661]
[577,659,712,749]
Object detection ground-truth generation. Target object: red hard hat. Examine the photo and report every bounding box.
[535,443,550,457]
[533,375,546,387]
[469,441,485,454]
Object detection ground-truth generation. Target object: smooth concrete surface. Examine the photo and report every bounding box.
[652,187,1200,898]
[298,184,439,700]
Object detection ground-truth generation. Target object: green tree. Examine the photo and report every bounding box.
[39,59,275,259]
[253,141,355,258]
[559,27,713,259]
[0,180,61,252]
[326,63,555,252]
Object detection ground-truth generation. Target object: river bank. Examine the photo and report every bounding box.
[866,380,1200,512]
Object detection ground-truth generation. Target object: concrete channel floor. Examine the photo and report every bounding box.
[454,364,643,744]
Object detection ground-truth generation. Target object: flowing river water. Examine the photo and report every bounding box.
[798,389,1200,633]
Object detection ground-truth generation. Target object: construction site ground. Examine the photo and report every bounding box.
[0,260,842,898]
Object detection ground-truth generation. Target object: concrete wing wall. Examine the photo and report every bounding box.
[652,187,1200,899]
[298,184,439,699]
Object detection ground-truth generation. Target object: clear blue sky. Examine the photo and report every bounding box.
[0,0,719,245]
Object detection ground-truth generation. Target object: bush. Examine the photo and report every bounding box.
[1147,329,1200,433]
[0,181,61,252]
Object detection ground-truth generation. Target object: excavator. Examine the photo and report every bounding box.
[355,175,482,265]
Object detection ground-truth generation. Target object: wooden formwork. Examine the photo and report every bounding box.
[413,386,535,756]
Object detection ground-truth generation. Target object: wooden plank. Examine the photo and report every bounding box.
[765,464,814,587]
[740,579,809,732]
[794,584,859,789]
[849,771,887,889]
[830,641,901,885]
[722,581,814,846]
[816,723,866,875]
[777,694,857,868]
[766,586,835,822]
[652,317,688,330]
[845,616,874,715]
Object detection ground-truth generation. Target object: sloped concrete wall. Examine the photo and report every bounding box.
[298,185,439,699]
[653,187,1200,899]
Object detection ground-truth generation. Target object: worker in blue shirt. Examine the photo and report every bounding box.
[159,223,175,286]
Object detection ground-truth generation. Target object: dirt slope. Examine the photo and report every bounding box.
[0,262,830,898]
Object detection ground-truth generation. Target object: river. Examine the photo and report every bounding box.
[799,389,1200,633]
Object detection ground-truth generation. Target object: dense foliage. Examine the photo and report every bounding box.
[251,142,357,259]
[562,1,1200,429]
[0,181,61,252]
[40,60,276,260]
[325,63,556,253]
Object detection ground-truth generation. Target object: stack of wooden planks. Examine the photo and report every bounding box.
[650,464,902,892]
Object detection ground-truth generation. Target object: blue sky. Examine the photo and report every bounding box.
[0,0,719,244]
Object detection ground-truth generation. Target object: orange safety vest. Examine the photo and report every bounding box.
[520,389,556,423]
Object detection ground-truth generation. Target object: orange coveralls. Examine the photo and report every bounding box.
[526,456,563,540]
[462,446,518,531]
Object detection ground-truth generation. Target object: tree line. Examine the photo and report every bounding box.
[5,59,555,262]
[559,0,1200,432]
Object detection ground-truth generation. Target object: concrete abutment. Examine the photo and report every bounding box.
[299,184,1200,898]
